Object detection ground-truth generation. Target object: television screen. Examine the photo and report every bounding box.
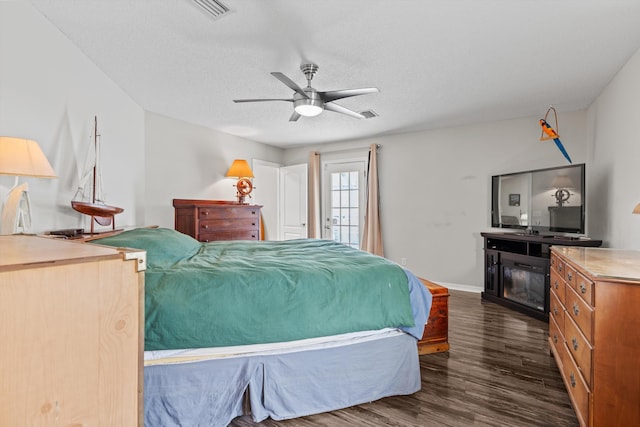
[491,163,585,235]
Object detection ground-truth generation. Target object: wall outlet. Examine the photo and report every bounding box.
[401,257,407,266]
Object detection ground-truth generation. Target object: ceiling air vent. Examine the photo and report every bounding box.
[360,110,379,119]
[191,0,232,21]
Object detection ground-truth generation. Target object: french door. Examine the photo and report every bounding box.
[322,161,366,249]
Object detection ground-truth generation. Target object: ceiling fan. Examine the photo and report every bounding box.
[233,63,379,121]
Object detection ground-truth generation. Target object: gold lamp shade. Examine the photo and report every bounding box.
[633,203,640,215]
[226,159,254,178]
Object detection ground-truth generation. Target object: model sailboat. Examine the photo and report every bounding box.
[71,116,123,233]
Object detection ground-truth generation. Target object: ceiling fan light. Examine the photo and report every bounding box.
[294,104,323,117]
[294,96,324,117]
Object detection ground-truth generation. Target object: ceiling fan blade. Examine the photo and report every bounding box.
[319,88,379,103]
[289,111,301,122]
[324,102,366,119]
[233,98,293,103]
[271,72,308,98]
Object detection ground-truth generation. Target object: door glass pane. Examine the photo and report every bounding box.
[331,173,340,190]
[349,209,359,226]
[350,171,358,189]
[350,189,359,207]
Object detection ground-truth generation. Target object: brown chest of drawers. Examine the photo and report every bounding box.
[417,278,450,354]
[549,247,640,427]
[173,199,261,242]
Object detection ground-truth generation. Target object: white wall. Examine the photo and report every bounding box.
[144,112,283,228]
[285,111,588,289]
[0,3,283,234]
[0,2,145,233]
[586,46,640,248]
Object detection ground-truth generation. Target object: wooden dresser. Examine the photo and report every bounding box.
[549,247,640,427]
[173,199,261,242]
[417,278,450,354]
[0,235,145,426]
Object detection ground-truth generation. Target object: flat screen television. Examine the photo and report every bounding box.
[491,163,586,235]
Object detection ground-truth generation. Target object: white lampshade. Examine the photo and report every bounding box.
[0,136,56,234]
[551,174,574,189]
[0,137,57,178]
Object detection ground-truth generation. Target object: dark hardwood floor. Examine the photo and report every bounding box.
[230,290,579,427]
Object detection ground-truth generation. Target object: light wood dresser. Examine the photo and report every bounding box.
[549,246,640,427]
[173,199,261,242]
[0,235,145,426]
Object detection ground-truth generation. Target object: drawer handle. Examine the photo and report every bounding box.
[202,225,209,229]
[567,271,573,282]
[554,280,559,290]
[572,337,579,351]
[553,307,558,315]
[202,211,209,215]
[569,373,576,388]
[559,264,563,273]
[573,303,579,316]
[580,283,587,294]
[553,334,558,344]
[252,222,256,226]
[251,211,257,215]
[551,258,555,266]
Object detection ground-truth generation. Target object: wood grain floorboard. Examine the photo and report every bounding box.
[229,290,578,427]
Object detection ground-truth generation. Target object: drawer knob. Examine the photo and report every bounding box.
[551,258,555,266]
[580,283,587,294]
[553,334,558,344]
[554,280,559,290]
[559,264,563,273]
[203,225,208,229]
[570,373,576,388]
[553,307,558,315]
[202,211,208,215]
[251,211,257,215]
[573,303,580,316]
[572,337,579,351]
[567,271,573,282]
[252,222,256,226]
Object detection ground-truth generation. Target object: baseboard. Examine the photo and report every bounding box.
[431,281,482,293]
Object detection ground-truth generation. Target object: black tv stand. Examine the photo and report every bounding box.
[480,232,602,321]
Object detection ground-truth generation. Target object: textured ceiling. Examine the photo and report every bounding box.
[28,0,640,148]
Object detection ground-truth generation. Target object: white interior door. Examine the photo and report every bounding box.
[252,159,281,240]
[279,163,308,240]
[322,161,366,249]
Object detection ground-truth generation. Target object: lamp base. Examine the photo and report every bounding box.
[1,182,32,235]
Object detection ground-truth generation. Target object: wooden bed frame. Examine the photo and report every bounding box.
[417,278,450,354]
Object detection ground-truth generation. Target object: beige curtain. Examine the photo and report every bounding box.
[361,144,384,256]
[307,151,321,238]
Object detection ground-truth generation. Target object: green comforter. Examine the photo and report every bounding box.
[94,228,414,351]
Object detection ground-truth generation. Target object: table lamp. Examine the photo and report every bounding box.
[226,159,254,204]
[0,137,57,234]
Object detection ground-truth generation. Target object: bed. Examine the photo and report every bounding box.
[92,227,433,426]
